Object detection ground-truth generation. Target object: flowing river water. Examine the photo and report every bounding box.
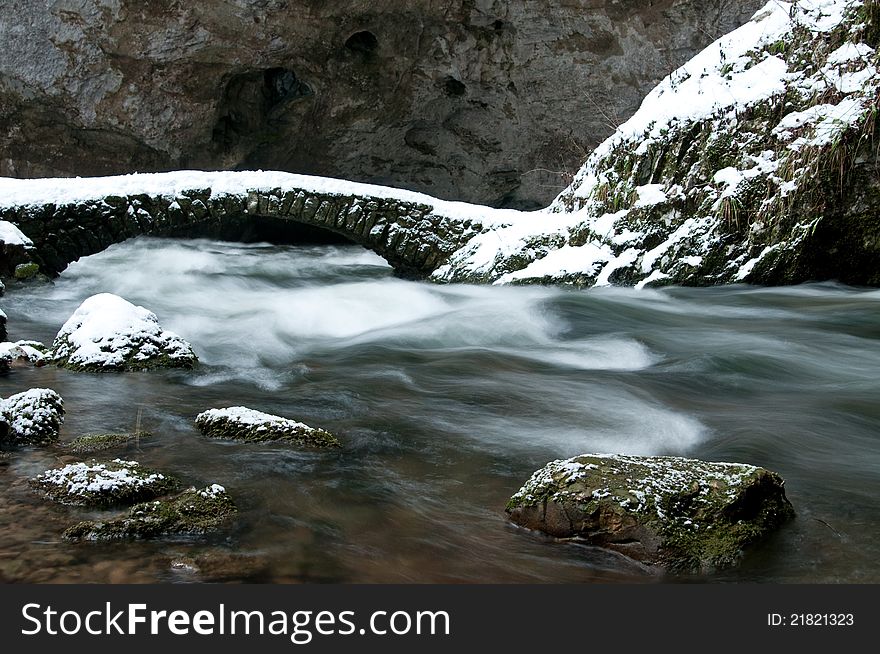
[1,237,879,583]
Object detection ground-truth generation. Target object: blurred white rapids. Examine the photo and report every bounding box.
[6,238,690,455]
[3,237,880,583]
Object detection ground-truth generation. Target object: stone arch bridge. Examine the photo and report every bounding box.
[0,172,503,279]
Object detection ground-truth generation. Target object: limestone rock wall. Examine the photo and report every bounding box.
[0,0,762,209]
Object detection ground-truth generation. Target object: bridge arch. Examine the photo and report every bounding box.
[0,175,492,280]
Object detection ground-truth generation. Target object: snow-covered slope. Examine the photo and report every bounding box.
[433,0,880,287]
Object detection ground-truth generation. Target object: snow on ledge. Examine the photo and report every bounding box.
[0,220,34,247]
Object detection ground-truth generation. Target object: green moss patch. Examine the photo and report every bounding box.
[13,262,41,280]
[63,432,145,454]
[63,484,237,541]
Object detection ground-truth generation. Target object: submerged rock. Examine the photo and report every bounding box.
[506,454,795,573]
[0,340,48,370]
[52,293,197,371]
[195,406,341,448]
[63,432,144,454]
[167,550,269,582]
[30,459,178,507]
[0,388,64,445]
[63,484,236,541]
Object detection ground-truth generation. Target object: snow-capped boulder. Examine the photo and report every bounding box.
[0,340,48,371]
[30,459,178,507]
[506,454,794,573]
[195,406,341,448]
[435,0,880,287]
[52,293,197,371]
[0,388,64,445]
[63,484,236,541]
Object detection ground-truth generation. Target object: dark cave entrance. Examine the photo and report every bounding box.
[211,67,314,151]
[344,30,379,56]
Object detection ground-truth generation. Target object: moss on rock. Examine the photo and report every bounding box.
[63,484,237,541]
[30,459,178,507]
[13,262,41,280]
[195,406,341,448]
[506,453,795,573]
[63,432,144,454]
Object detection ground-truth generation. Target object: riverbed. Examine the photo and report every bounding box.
[1,237,878,582]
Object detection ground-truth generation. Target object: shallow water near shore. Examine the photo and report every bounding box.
[1,237,879,583]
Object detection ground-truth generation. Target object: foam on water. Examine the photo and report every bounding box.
[2,237,880,583]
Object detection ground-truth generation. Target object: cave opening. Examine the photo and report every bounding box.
[442,76,467,97]
[212,67,313,150]
[344,30,379,55]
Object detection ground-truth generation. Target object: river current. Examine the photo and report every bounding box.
[1,237,878,583]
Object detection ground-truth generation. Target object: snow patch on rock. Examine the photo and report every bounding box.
[30,458,176,506]
[195,406,341,447]
[0,388,64,445]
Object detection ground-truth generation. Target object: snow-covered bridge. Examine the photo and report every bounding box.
[0,171,514,279]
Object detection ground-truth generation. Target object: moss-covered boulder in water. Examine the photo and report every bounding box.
[195,406,340,448]
[506,454,795,572]
[63,432,144,455]
[30,459,178,507]
[0,388,64,445]
[14,262,41,281]
[52,293,197,372]
[63,484,236,541]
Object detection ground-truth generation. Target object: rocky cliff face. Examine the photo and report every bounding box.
[0,0,761,209]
